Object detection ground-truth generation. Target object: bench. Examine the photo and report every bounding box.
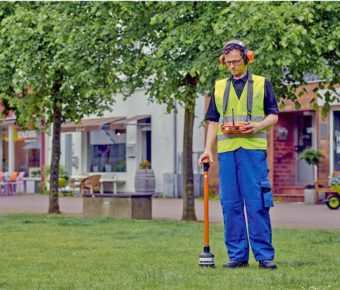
[100,177,126,195]
[83,193,152,219]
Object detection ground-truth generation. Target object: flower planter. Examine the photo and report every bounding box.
[135,169,155,193]
[304,188,316,204]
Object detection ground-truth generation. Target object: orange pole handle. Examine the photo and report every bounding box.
[203,170,209,246]
[202,157,210,247]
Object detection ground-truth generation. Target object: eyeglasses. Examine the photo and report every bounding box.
[225,58,243,66]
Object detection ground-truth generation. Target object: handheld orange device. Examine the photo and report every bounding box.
[220,109,249,135]
[220,121,247,135]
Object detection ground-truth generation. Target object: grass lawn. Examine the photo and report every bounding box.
[0,215,339,290]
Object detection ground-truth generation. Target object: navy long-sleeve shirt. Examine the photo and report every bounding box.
[205,71,279,122]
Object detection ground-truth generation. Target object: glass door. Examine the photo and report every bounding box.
[333,111,340,171]
[296,115,314,183]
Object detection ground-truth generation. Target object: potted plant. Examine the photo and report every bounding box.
[298,148,324,204]
[45,165,70,195]
[135,160,155,193]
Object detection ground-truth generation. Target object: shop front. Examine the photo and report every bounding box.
[272,111,317,200]
[0,120,42,177]
[60,115,151,193]
[271,85,340,201]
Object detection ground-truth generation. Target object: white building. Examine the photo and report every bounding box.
[48,89,206,196]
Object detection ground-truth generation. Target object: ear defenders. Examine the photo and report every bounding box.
[219,39,255,65]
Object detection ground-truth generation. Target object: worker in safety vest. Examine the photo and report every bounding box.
[198,40,279,269]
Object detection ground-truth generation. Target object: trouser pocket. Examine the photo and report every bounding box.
[260,177,274,208]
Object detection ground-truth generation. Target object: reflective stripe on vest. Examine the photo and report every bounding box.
[214,73,267,153]
[217,131,267,141]
[220,115,265,123]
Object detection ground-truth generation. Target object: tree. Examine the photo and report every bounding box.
[1,2,338,218]
[0,2,125,213]
[117,2,226,220]
[213,1,339,113]
[116,1,339,220]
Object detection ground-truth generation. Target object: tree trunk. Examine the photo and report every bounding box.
[181,105,197,221]
[48,101,62,214]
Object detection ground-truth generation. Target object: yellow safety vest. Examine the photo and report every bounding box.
[215,73,267,153]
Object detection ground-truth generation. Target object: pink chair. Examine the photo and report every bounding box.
[8,171,26,194]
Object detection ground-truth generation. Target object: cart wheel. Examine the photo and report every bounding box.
[326,194,340,210]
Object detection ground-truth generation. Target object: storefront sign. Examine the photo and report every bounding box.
[17,130,37,140]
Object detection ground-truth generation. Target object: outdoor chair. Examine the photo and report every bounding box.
[0,171,8,196]
[6,171,18,195]
[80,175,101,196]
[1,172,9,195]
[9,171,26,194]
[9,171,18,182]
[69,177,80,195]
[69,175,101,196]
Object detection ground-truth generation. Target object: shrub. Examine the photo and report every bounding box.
[298,148,324,166]
[139,160,151,169]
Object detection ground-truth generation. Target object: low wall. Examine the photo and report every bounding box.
[83,193,152,219]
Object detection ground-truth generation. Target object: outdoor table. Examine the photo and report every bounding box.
[100,177,126,195]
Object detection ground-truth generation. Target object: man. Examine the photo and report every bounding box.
[198,40,279,269]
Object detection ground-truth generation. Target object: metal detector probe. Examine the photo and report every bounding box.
[198,158,215,267]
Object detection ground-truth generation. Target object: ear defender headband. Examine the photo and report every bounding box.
[219,39,255,65]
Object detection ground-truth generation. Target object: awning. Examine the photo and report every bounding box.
[126,115,150,123]
[108,115,150,130]
[0,117,16,127]
[61,117,125,132]
[61,115,151,132]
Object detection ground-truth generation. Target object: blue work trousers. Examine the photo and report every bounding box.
[218,148,275,261]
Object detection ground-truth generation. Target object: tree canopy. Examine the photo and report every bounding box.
[0,2,126,127]
[213,1,339,113]
[0,1,338,216]
[0,2,126,212]
[116,1,339,219]
[120,1,339,111]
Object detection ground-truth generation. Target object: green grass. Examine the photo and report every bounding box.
[0,215,339,290]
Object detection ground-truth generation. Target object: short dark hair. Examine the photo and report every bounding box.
[222,43,244,58]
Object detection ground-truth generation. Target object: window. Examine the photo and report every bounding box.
[333,111,340,171]
[88,129,126,172]
[2,128,41,175]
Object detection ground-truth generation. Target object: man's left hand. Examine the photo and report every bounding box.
[241,122,262,135]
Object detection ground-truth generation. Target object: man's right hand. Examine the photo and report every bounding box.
[198,150,214,165]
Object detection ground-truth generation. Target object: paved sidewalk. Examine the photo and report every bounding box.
[0,194,340,229]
